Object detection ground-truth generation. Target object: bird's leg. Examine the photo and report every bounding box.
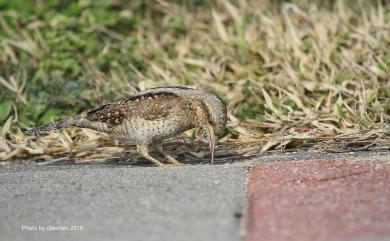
[137,143,166,167]
[153,142,183,166]
[203,124,216,165]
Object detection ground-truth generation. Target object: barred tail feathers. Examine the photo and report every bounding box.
[26,116,88,135]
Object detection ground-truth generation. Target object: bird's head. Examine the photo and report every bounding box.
[193,94,227,164]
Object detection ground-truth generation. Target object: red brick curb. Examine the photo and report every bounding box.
[246,159,390,241]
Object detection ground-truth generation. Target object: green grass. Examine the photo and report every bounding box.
[0,0,390,161]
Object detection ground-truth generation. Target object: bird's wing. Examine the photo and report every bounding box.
[85,92,182,125]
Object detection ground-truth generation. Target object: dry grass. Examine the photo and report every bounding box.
[0,0,390,164]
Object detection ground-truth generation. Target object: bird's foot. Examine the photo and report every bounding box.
[143,155,167,167]
[164,155,184,166]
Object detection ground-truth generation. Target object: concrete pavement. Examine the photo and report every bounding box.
[0,164,246,241]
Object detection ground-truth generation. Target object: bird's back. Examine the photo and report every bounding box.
[85,90,195,143]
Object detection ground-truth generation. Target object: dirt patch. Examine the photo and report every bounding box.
[246,159,390,241]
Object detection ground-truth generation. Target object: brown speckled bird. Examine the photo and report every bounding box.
[27,86,227,166]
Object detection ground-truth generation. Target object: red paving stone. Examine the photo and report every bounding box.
[246,159,390,241]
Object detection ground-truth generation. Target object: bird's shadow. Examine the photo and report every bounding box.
[85,151,244,167]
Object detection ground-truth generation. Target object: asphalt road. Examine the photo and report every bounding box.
[0,164,247,241]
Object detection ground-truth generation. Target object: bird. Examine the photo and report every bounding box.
[26,86,227,166]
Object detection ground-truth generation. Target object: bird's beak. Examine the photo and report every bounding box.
[204,124,215,165]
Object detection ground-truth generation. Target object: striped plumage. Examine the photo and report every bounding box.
[27,86,227,166]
